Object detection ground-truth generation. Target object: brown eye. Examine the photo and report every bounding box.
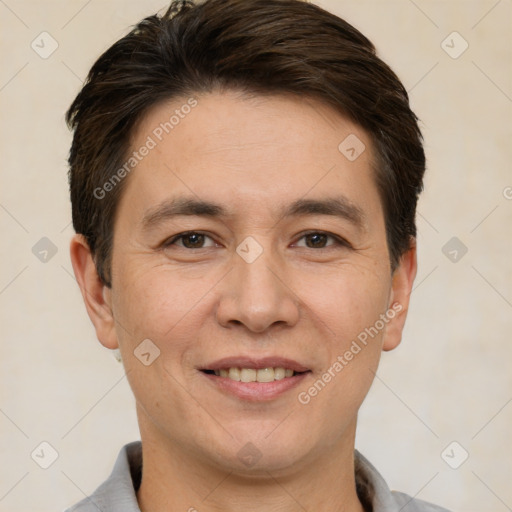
[181,233,205,248]
[294,231,347,249]
[304,233,329,248]
[165,232,216,249]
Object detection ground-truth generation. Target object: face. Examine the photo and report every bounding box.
[74,90,416,476]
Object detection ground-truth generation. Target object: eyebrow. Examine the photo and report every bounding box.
[141,195,366,231]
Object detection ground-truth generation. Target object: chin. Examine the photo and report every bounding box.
[210,426,315,475]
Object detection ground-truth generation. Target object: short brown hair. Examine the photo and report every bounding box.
[66,0,425,287]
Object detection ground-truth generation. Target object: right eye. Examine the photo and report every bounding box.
[163,231,218,249]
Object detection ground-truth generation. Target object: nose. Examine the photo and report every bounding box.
[215,245,301,334]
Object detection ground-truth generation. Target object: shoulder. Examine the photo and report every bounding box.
[62,441,142,512]
[391,490,453,511]
[62,481,110,512]
[354,450,452,512]
[64,500,100,512]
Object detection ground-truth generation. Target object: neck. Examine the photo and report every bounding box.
[136,413,365,512]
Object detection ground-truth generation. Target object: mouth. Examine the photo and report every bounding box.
[201,367,308,382]
[198,357,312,401]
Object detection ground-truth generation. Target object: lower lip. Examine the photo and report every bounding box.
[200,371,310,401]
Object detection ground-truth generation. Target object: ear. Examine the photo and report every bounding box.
[382,241,418,352]
[69,234,118,349]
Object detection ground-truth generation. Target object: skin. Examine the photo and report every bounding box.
[70,89,417,512]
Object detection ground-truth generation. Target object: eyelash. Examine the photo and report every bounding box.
[162,230,352,250]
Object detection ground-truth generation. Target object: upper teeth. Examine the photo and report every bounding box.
[215,367,295,382]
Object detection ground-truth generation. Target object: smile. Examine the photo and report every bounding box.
[204,367,301,382]
[198,356,311,400]
[200,369,311,401]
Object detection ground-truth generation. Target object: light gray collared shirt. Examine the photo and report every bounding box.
[64,441,451,512]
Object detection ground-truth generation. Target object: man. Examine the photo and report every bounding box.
[65,0,451,510]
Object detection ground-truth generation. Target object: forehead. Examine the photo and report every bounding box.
[120,90,382,224]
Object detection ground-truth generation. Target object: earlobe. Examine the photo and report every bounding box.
[382,242,418,352]
[69,234,119,350]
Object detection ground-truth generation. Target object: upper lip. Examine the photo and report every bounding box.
[199,356,310,372]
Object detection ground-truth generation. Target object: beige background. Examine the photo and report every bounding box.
[1,1,511,511]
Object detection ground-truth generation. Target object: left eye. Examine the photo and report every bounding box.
[294,232,342,249]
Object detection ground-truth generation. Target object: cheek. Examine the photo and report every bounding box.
[294,267,390,407]
[113,261,214,342]
[112,266,217,428]
[295,282,387,443]
[299,263,391,342]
